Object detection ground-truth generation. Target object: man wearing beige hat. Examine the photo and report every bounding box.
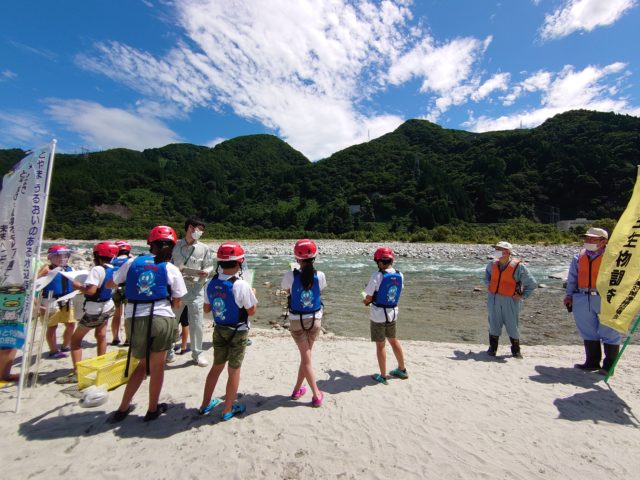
[484,241,537,358]
[564,227,620,373]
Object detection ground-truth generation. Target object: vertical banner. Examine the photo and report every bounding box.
[597,166,640,333]
[0,142,56,349]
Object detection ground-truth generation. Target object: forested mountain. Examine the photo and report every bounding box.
[1,109,638,240]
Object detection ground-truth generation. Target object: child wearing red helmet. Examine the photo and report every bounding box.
[110,240,132,346]
[363,246,408,384]
[281,239,326,407]
[36,245,76,359]
[56,241,120,384]
[199,241,257,420]
[106,226,187,423]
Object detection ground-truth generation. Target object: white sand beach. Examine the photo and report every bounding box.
[2,327,639,479]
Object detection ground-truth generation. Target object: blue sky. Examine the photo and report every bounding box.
[1,0,638,160]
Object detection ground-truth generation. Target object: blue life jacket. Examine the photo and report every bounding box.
[124,255,170,303]
[372,269,403,308]
[289,269,322,315]
[84,265,115,303]
[206,275,248,326]
[111,256,129,269]
[42,265,74,299]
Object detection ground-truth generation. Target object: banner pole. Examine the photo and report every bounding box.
[605,314,640,382]
[15,139,57,413]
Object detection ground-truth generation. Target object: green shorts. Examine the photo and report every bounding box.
[370,320,397,342]
[125,315,178,359]
[212,326,249,369]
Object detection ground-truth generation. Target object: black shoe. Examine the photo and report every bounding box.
[487,335,499,357]
[573,362,600,371]
[510,337,522,359]
[601,343,620,373]
[575,340,602,371]
[143,403,168,422]
[111,339,121,346]
[107,406,133,424]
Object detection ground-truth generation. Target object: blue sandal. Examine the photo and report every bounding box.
[389,368,409,379]
[198,398,221,415]
[221,403,246,421]
[372,373,388,385]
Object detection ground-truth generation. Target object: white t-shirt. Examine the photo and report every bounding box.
[364,268,404,323]
[112,257,187,318]
[83,264,115,315]
[281,269,327,320]
[204,273,258,331]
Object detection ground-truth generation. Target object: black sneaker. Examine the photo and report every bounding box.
[143,403,168,422]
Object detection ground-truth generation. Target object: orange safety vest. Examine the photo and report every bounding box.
[577,250,602,289]
[488,259,521,297]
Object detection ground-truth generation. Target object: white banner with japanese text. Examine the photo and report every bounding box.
[0,143,55,348]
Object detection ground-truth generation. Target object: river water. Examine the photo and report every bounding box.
[47,241,580,345]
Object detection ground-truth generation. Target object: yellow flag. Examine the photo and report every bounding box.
[598,167,640,333]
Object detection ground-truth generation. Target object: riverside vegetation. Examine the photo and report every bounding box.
[0,109,635,242]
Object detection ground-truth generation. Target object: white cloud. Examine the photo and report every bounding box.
[388,35,494,119]
[8,40,57,61]
[471,72,510,101]
[501,70,551,105]
[1,70,17,81]
[45,99,181,151]
[206,137,226,147]
[465,62,639,131]
[78,0,494,159]
[0,110,51,148]
[539,0,637,40]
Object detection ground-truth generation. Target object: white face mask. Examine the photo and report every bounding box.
[584,242,599,252]
[191,228,203,240]
[491,250,504,259]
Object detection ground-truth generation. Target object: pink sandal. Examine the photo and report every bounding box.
[291,386,307,400]
[311,391,324,408]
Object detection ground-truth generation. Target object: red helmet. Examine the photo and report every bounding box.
[147,225,177,244]
[115,240,131,252]
[294,239,317,260]
[217,242,245,262]
[93,242,119,259]
[47,245,72,257]
[374,246,394,261]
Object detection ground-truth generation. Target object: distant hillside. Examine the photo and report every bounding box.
[1,110,638,239]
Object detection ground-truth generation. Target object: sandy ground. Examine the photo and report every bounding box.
[2,326,640,480]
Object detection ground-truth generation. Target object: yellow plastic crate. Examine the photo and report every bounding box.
[76,350,138,391]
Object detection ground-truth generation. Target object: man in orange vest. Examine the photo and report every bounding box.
[563,227,620,372]
[484,241,537,358]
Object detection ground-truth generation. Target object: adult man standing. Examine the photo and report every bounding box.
[484,241,537,358]
[170,218,213,366]
[564,227,620,373]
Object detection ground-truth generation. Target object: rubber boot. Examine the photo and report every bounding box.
[574,340,601,371]
[510,337,523,359]
[487,335,499,357]
[601,343,620,374]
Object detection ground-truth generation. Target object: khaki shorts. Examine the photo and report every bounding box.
[212,326,249,369]
[112,288,126,306]
[289,318,321,347]
[45,303,76,327]
[79,307,114,329]
[126,315,178,359]
[370,320,397,342]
